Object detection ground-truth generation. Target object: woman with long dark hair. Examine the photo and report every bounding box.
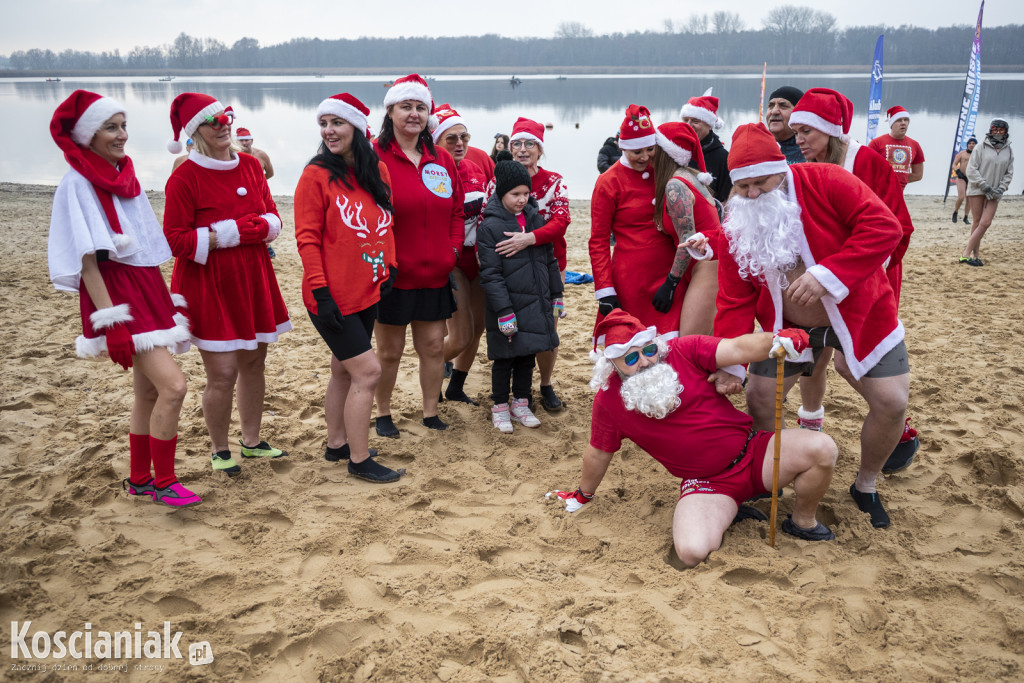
[294,93,402,482]
[372,75,465,438]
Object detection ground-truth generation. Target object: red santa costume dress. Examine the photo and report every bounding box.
[790,89,914,306]
[591,105,690,338]
[48,90,199,507]
[48,91,190,359]
[867,107,925,191]
[162,94,290,352]
[714,125,904,382]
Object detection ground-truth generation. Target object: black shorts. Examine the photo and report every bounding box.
[748,326,909,379]
[308,305,377,361]
[376,284,456,326]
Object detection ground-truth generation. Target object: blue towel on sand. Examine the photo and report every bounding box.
[565,271,593,285]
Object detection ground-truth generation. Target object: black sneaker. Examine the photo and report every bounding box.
[952,210,958,224]
[348,457,402,483]
[539,385,564,412]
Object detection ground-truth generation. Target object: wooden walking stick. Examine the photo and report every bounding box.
[768,345,786,548]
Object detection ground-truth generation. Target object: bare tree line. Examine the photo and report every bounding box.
[6,5,1022,72]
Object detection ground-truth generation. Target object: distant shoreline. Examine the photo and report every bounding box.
[4,65,1023,78]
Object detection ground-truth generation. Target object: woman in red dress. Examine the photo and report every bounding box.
[48,90,197,506]
[163,92,292,476]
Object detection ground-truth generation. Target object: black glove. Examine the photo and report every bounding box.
[598,295,621,317]
[312,287,344,332]
[379,268,398,299]
[652,273,681,313]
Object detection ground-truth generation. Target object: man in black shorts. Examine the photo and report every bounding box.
[714,123,911,530]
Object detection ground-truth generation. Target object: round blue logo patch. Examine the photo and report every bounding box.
[421,163,453,198]
[892,148,909,165]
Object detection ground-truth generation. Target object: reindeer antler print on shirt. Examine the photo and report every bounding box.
[336,195,369,239]
[376,206,392,236]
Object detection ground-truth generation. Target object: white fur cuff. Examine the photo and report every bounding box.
[171,293,188,309]
[212,219,240,249]
[261,213,282,242]
[90,303,132,330]
[686,233,714,261]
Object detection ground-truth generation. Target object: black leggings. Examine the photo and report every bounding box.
[491,354,535,405]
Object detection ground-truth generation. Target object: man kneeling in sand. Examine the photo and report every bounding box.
[548,310,837,568]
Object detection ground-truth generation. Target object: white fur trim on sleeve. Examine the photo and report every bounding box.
[594,287,617,300]
[685,232,713,261]
[89,303,132,330]
[261,213,282,242]
[722,364,746,381]
[806,264,849,302]
[170,293,188,309]
[194,227,211,265]
[211,219,240,249]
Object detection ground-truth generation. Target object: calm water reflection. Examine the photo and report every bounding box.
[3,74,1022,197]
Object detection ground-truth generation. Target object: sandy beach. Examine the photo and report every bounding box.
[1,182,1022,681]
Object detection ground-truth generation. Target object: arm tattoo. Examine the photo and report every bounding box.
[666,178,696,278]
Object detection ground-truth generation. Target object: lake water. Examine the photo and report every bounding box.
[2,73,1023,198]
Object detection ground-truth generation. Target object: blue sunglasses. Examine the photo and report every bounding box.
[623,343,659,367]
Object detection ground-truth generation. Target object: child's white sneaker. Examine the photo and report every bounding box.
[510,398,541,428]
[492,403,513,433]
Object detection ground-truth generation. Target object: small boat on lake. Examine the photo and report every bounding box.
[158,76,175,82]
[45,77,61,82]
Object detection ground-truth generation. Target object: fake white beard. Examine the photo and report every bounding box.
[723,187,805,289]
[618,362,683,420]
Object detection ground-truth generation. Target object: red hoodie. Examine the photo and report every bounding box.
[373,139,465,290]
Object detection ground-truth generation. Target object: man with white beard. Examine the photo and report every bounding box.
[715,123,909,530]
[548,309,838,568]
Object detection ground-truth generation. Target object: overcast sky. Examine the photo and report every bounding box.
[2,0,1018,55]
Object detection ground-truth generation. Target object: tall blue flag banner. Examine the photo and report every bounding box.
[866,35,884,142]
[945,1,984,200]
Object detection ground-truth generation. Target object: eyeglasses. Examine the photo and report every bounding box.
[623,343,659,367]
[203,111,235,130]
[510,140,537,150]
[443,132,471,145]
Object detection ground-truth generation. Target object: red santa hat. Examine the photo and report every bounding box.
[727,123,790,183]
[235,127,253,140]
[617,104,656,150]
[167,92,229,153]
[593,309,658,359]
[510,117,545,148]
[383,74,436,129]
[50,90,127,148]
[655,121,713,185]
[789,88,853,141]
[50,90,138,246]
[317,93,371,138]
[886,105,910,126]
[431,103,468,143]
[679,95,724,131]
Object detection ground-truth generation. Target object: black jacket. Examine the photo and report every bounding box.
[597,137,622,173]
[693,131,732,204]
[477,195,563,360]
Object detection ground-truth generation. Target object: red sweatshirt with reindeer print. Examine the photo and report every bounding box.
[294,163,398,316]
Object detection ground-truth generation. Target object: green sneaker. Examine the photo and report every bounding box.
[239,440,288,459]
[212,450,241,476]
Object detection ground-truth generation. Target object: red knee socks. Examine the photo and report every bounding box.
[150,435,179,489]
[129,432,152,484]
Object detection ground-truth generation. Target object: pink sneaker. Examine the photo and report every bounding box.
[152,482,202,507]
[510,398,541,428]
[492,403,513,433]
